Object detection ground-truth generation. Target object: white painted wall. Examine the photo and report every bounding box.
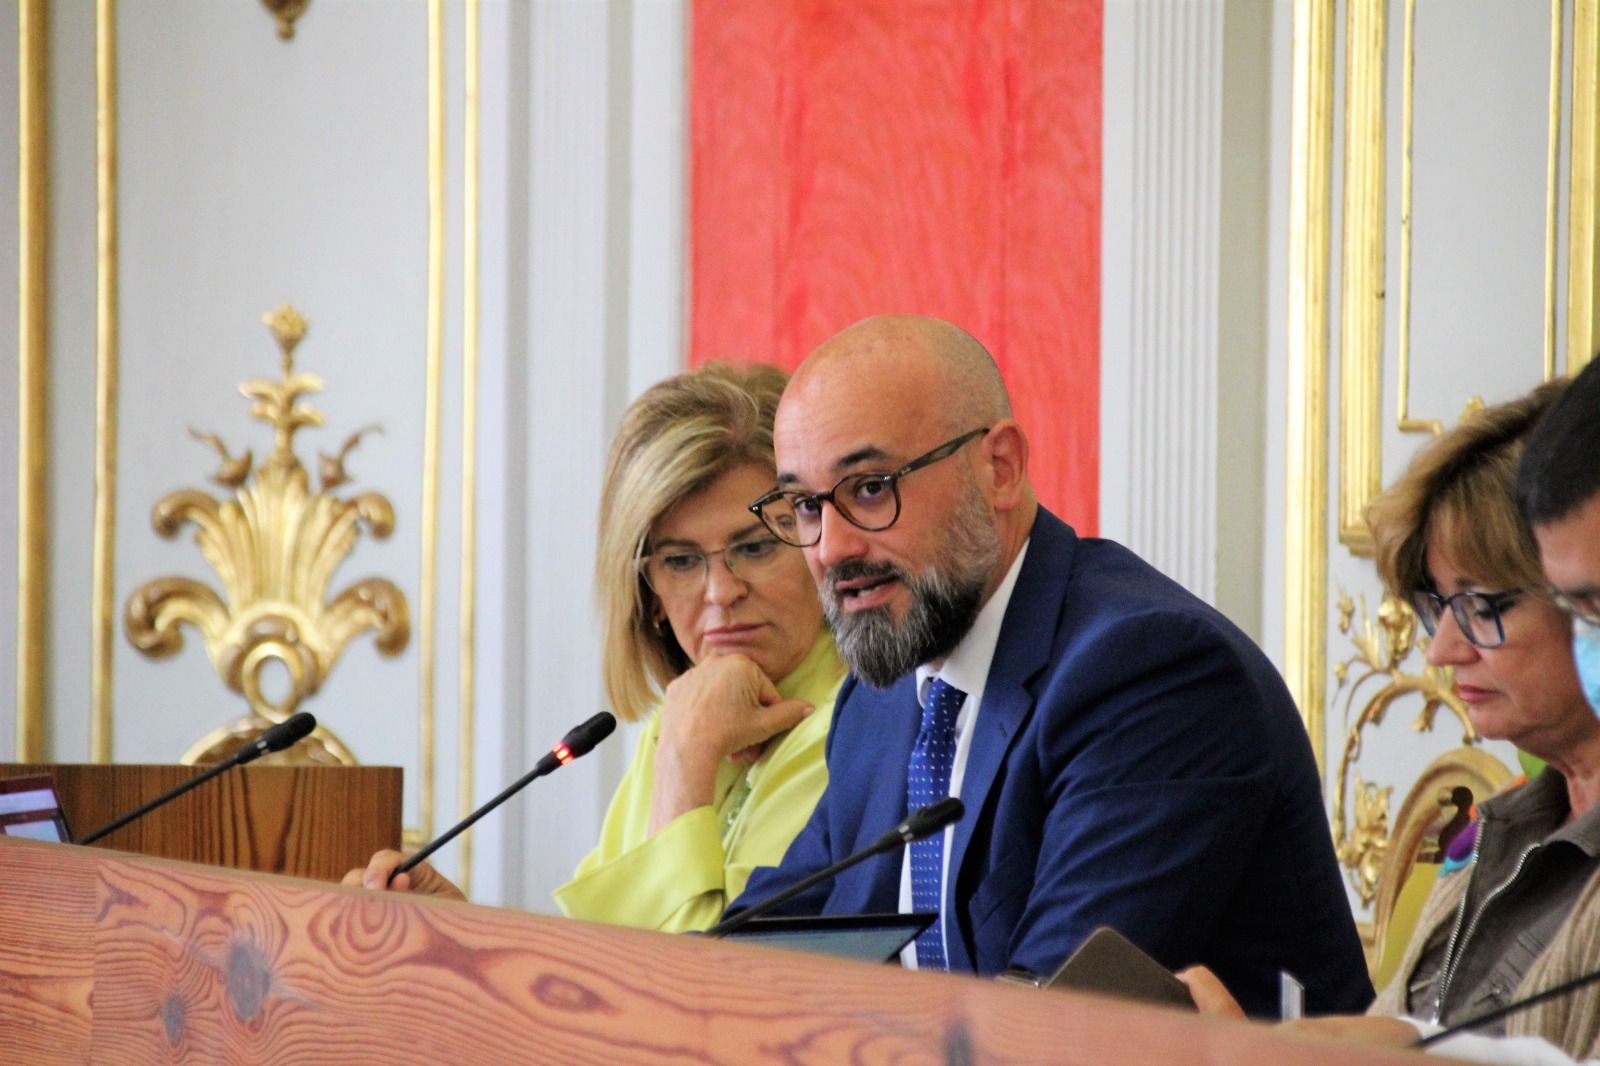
[490,0,689,914]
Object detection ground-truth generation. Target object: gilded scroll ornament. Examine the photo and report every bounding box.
[124,306,410,765]
[1331,590,1478,907]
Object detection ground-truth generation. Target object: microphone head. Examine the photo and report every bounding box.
[899,797,965,842]
[552,712,617,764]
[237,711,317,765]
[264,711,318,753]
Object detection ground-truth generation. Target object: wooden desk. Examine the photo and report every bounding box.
[0,763,401,881]
[0,838,1461,1065]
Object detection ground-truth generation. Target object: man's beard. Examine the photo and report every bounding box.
[821,480,1002,688]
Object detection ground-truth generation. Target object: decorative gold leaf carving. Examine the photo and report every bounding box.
[124,306,409,765]
[1330,590,1477,908]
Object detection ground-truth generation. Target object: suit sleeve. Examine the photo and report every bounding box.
[1003,614,1278,978]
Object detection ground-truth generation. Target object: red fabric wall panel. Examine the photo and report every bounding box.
[690,0,1102,530]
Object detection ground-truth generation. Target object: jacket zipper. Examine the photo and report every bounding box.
[1431,834,1540,1024]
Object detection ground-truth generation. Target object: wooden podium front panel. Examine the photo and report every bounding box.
[0,764,401,881]
[0,839,1462,1066]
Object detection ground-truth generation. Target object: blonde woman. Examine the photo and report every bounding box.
[349,364,846,933]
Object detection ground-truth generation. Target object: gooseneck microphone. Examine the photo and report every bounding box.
[704,796,965,939]
[74,711,317,846]
[390,711,617,885]
[1417,965,1600,1048]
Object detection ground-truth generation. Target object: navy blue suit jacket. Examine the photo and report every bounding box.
[733,508,1373,1017]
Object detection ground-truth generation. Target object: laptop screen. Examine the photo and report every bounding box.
[0,774,71,843]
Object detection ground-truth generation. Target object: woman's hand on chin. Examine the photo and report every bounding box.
[648,654,816,834]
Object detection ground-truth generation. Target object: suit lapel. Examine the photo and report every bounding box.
[831,674,920,914]
[943,510,1076,971]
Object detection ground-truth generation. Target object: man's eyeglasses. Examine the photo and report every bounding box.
[638,535,791,597]
[748,427,990,549]
[1550,587,1600,628]
[1410,587,1524,649]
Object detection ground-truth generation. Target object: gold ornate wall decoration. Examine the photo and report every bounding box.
[1331,590,1479,908]
[123,306,410,765]
[1284,0,1336,772]
[259,0,311,40]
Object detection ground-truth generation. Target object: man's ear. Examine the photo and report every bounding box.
[982,419,1029,510]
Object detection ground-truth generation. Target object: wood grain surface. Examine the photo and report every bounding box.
[690,0,1103,531]
[0,763,401,882]
[0,838,1467,1065]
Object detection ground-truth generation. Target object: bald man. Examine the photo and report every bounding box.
[734,316,1373,1016]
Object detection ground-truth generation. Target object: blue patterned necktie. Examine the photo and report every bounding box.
[907,676,965,970]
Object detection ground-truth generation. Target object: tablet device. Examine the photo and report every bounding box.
[0,773,72,843]
[719,912,937,963]
[1044,926,1196,1011]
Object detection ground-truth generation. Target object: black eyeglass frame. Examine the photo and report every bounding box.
[1410,587,1524,650]
[748,426,991,548]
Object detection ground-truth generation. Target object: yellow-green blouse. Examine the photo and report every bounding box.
[552,631,845,933]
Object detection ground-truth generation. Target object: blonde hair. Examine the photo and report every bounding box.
[596,362,790,721]
[1368,380,1568,599]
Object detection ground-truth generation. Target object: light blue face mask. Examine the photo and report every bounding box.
[1577,618,1600,716]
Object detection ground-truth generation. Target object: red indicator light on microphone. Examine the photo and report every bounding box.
[551,742,574,766]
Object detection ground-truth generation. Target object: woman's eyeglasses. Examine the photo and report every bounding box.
[638,535,791,597]
[1410,588,1523,649]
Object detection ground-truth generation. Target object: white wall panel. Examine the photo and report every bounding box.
[43,0,97,764]
[110,3,432,839]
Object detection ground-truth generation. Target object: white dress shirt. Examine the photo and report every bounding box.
[898,539,1030,969]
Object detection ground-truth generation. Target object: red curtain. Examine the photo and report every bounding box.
[689,0,1102,530]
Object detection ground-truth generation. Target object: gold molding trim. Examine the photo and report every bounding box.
[1285,0,1335,770]
[1394,0,1439,437]
[414,0,446,849]
[16,0,49,761]
[1336,0,1385,556]
[1570,0,1600,373]
[90,0,119,763]
[457,0,481,894]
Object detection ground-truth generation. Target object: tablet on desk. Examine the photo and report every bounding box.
[718,912,937,963]
[0,773,71,843]
[1045,926,1196,1011]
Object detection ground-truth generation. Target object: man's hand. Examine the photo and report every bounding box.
[1180,966,1418,1048]
[649,654,815,835]
[1177,965,1247,1020]
[342,848,467,901]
